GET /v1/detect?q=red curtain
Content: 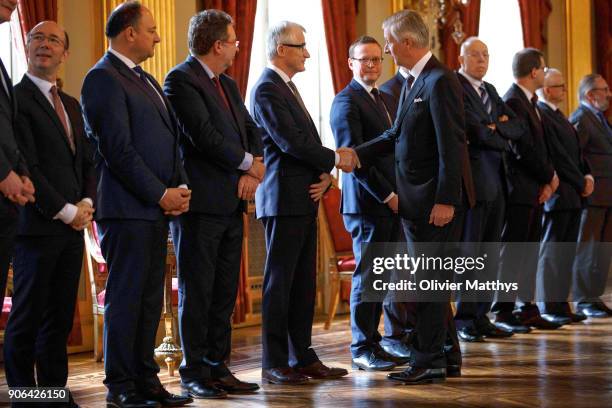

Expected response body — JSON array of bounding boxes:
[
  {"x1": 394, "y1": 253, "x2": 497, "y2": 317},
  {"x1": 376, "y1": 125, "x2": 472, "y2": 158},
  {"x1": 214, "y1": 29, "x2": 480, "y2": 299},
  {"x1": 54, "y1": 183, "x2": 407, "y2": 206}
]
[
  {"x1": 594, "y1": 0, "x2": 611, "y2": 119},
  {"x1": 16, "y1": 0, "x2": 57, "y2": 46},
  {"x1": 202, "y1": 0, "x2": 257, "y2": 99},
  {"x1": 322, "y1": 0, "x2": 356, "y2": 94},
  {"x1": 441, "y1": 0, "x2": 481, "y2": 70},
  {"x1": 518, "y1": 0, "x2": 552, "y2": 49}
]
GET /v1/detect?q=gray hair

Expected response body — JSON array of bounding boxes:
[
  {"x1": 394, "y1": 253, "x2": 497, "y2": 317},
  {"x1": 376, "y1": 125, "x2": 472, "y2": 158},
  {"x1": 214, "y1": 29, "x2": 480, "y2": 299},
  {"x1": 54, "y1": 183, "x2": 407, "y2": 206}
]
[
  {"x1": 578, "y1": 73, "x2": 603, "y2": 102},
  {"x1": 266, "y1": 21, "x2": 306, "y2": 60},
  {"x1": 382, "y1": 9, "x2": 429, "y2": 48}
]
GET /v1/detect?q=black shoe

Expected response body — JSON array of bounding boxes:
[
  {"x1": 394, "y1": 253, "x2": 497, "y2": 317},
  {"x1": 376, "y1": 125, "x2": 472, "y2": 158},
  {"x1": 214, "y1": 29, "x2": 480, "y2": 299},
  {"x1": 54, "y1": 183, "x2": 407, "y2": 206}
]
[
  {"x1": 352, "y1": 351, "x2": 397, "y2": 371},
  {"x1": 213, "y1": 373, "x2": 259, "y2": 393},
  {"x1": 518, "y1": 313, "x2": 562, "y2": 329},
  {"x1": 261, "y1": 367, "x2": 309, "y2": 385},
  {"x1": 541, "y1": 313, "x2": 572, "y2": 326},
  {"x1": 494, "y1": 315, "x2": 531, "y2": 334},
  {"x1": 380, "y1": 341, "x2": 412, "y2": 363},
  {"x1": 595, "y1": 301, "x2": 612, "y2": 315},
  {"x1": 387, "y1": 367, "x2": 446, "y2": 384},
  {"x1": 180, "y1": 380, "x2": 227, "y2": 399},
  {"x1": 477, "y1": 321, "x2": 513, "y2": 338},
  {"x1": 567, "y1": 311, "x2": 587, "y2": 322},
  {"x1": 374, "y1": 344, "x2": 411, "y2": 365},
  {"x1": 576, "y1": 304, "x2": 608, "y2": 318},
  {"x1": 457, "y1": 327, "x2": 485, "y2": 342},
  {"x1": 106, "y1": 391, "x2": 161, "y2": 408},
  {"x1": 446, "y1": 364, "x2": 461, "y2": 378},
  {"x1": 139, "y1": 385, "x2": 193, "y2": 407}
]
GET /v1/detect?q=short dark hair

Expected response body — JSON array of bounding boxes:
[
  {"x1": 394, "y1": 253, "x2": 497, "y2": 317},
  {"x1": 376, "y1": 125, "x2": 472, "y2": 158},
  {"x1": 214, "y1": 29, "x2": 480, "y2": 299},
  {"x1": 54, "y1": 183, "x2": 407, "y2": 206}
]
[
  {"x1": 348, "y1": 35, "x2": 381, "y2": 58},
  {"x1": 105, "y1": 1, "x2": 143, "y2": 39},
  {"x1": 188, "y1": 9, "x2": 233, "y2": 56},
  {"x1": 512, "y1": 47, "x2": 544, "y2": 79}
]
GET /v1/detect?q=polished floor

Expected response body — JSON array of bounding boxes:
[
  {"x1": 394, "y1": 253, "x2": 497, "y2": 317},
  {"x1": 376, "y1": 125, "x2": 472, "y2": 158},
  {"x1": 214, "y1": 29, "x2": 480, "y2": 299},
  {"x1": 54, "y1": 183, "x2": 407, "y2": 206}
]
[{"x1": 1, "y1": 315, "x2": 612, "y2": 407}]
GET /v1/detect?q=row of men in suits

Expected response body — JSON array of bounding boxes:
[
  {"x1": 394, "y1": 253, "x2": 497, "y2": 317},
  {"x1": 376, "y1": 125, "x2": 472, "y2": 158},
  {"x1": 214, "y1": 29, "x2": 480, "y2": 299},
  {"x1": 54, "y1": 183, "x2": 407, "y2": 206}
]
[{"x1": 330, "y1": 11, "x2": 611, "y2": 386}]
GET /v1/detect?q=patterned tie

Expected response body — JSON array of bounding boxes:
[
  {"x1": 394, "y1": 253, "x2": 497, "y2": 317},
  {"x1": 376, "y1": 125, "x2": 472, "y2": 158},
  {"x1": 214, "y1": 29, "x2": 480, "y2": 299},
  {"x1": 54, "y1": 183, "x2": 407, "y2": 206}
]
[
  {"x1": 212, "y1": 76, "x2": 231, "y2": 111},
  {"x1": 286, "y1": 80, "x2": 312, "y2": 120},
  {"x1": 479, "y1": 83, "x2": 491, "y2": 114},
  {"x1": 50, "y1": 85, "x2": 75, "y2": 154},
  {"x1": 371, "y1": 88, "x2": 391, "y2": 127}
]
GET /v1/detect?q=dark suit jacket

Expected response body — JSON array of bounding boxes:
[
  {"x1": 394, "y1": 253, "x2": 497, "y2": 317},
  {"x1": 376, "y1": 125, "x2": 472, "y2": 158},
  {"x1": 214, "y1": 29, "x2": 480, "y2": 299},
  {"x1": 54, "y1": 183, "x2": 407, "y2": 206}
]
[
  {"x1": 14, "y1": 75, "x2": 96, "y2": 235},
  {"x1": 330, "y1": 79, "x2": 395, "y2": 216},
  {"x1": 81, "y1": 52, "x2": 187, "y2": 221},
  {"x1": 163, "y1": 56, "x2": 263, "y2": 215},
  {"x1": 457, "y1": 72, "x2": 523, "y2": 202},
  {"x1": 379, "y1": 72, "x2": 404, "y2": 120},
  {"x1": 570, "y1": 104, "x2": 612, "y2": 207},
  {"x1": 250, "y1": 67, "x2": 335, "y2": 218},
  {"x1": 502, "y1": 84, "x2": 555, "y2": 206},
  {"x1": 0, "y1": 59, "x2": 29, "y2": 221},
  {"x1": 356, "y1": 55, "x2": 473, "y2": 220}
]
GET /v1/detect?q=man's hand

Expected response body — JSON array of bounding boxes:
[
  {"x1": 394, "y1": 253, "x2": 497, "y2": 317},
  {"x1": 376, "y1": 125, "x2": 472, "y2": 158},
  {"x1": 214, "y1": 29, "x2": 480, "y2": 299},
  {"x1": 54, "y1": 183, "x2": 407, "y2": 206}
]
[
  {"x1": 160, "y1": 188, "x2": 191, "y2": 215},
  {"x1": 487, "y1": 123, "x2": 497, "y2": 131},
  {"x1": 20, "y1": 176, "x2": 35, "y2": 203},
  {"x1": 247, "y1": 157, "x2": 266, "y2": 181},
  {"x1": 70, "y1": 202, "x2": 95, "y2": 231},
  {"x1": 336, "y1": 147, "x2": 361, "y2": 173},
  {"x1": 582, "y1": 176, "x2": 595, "y2": 197},
  {"x1": 387, "y1": 194, "x2": 399, "y2": 213},
  {"x1": 498, "y1": 114, "x2": 509, "y2": 122},
  {"x1": 429, "y1": 204, "x2": 454, "y2": 227},
  {"x1": 550, "y1": 172, "x2": 559, "y2": 193},
  {"x1": 238, "y1": 174, "x2": 260, "y2": 200},
  {"x1": 538, "y1": 184, "x2": 553, "y2": 204},
  {"x1": 309, "y1": 173, "x2": 332, "y2": 202},
  {"x1": 0, "y1": 171, "x2": 24, "y2": 197}
]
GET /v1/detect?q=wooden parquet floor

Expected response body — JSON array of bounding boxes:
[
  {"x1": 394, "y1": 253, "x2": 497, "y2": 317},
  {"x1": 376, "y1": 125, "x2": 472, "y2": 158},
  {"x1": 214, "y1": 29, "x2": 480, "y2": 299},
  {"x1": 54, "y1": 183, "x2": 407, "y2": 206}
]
[{"x1": 1, "y1": 315, "x2": 612, "y2": 407}]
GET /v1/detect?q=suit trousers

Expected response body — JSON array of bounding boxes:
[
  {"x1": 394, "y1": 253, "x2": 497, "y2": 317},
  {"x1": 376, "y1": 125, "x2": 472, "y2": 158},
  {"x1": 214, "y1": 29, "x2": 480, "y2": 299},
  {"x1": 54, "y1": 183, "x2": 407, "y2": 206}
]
[
  {"x1": 98, "y1": 219, "x2": 168, "y2": 394},
  {"x1": 572, "y1": 206, "x2": 612, "y2": 303},
  {"x1": 170, "y1": 211, "x2": 243, "y2": 382},
  {"x1": 261, "y1": 215, "x2": 320, "y2": 369},
  {"x1": 3, "y1": 230, "x2": 83, "y2": 387},
  {"x1": 0, "y1": 213, "x2": 17, "y2": 305},
  {"x1": 343, "y1": 214, "x2": 402, "y2": 357}
]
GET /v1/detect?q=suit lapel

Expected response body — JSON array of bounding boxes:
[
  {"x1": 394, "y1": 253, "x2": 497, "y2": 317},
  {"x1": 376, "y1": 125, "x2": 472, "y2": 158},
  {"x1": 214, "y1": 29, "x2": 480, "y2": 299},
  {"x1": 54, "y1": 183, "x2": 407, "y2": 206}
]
[
  {"x1": 457, "y1": 73, "x2": 490, "y2": 119},
  {"x1": 582, "y1": 107, "x2": 612, "y2": 148},
  {"x1": 350, "y1": 80, "x2": 389, "y2": 126},
  {"x1": 394, "y1": 72, "x2": 426, "y2": 128}
]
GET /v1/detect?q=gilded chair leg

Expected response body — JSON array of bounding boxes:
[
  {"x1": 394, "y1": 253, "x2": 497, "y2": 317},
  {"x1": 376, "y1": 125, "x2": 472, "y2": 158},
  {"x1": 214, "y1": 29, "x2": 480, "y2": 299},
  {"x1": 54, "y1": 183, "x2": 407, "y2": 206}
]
[{"x1": 325, "y1": 275, "x2": 341, "y2": 330}]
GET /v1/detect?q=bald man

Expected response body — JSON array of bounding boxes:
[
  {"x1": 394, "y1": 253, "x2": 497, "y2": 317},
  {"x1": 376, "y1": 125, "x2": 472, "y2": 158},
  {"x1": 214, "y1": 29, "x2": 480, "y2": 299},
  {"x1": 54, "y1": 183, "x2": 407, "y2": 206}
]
[
  {"x1": 453, "y1": 37, "x2": 522, "y2": 341},
  {"x1": 535, "y1": 68, "x2": 593, "y2": 325},
  {"x1": 3, "y1": 21, "x2": 95, "y2": 407}
]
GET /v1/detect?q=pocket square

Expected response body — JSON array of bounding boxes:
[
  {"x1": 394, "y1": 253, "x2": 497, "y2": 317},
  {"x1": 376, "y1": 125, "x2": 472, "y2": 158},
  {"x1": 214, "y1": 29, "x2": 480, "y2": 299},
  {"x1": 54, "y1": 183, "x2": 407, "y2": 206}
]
[{"x1": 413, "y1": 98, "x2": 423, "y2": 103}]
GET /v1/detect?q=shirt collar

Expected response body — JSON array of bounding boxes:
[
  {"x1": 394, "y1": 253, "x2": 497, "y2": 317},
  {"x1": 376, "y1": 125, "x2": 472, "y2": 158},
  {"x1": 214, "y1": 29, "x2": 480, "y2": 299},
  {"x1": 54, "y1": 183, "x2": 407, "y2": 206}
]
[
  {"x1": 516, "y1": 83, "x2": 535, "y2": 102},
  {"x1": 540, "y1": 98, "x2": 558, "y2": 111},
  {"x1": 193, "y1": 56, "x2": 215, "y2": 79},
  {"x1": 354, "y1": 77, "x2": 376, "y2": 95},
  {"x1": 458, "y1": 68, "x2": 483, "y2": 90},
  {"x1": 25, "y1": 72, "x2": 56, "y2": 96},
  {"x1": 398, "y1": 67, "x2": 410, "y2": 79},
  {"x1": 581, "y1": 101, "x2": 601, "y2": 116},
  {"x1": 407, "y1": 51, "x2": 432, "y2": 81},
  {"x1": 108, "y1": 47, "x2": 138, "y2": 70},
  {"x1": 267, "y1": 64, "x2": 292, "y2": 83}
]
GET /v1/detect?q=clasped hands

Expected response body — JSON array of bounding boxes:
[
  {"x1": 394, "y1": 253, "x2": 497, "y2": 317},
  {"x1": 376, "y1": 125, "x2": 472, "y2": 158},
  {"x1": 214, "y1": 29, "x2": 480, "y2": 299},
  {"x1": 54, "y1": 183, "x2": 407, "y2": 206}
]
[
  {"x1": 238, "y1": 157, "x2": 266, "y2": 201},
  {"x1": 160, "y1": 188, "x2": 191, "y2": 216},
  {"x1": 0, "y1": 171, "x2": 35, "y2": 205},
  {"x1": 336, "y1": 147, "x2": 361, "y2": 173},
  {"x1": 70, "y1": 200, "x2": 95, "y2": 231},
  {"x1": 538, "y1": 172, "x2": 560, "y2": 204}
]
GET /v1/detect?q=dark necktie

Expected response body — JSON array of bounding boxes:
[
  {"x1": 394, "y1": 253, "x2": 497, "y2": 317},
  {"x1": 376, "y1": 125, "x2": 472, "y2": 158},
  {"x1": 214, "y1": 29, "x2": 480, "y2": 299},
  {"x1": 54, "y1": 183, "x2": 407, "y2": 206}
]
[
  {"x1": 287, "y1": 80, "x2": 312, "y2": 120},
  {"x1": 132, "y1": 65, "x2": 149, "y2": 85},
  {"x1": 50, "y1": 85, "x2": 75, "y2": 154},
  {"x1": 596, "y1": 111, "x2": 612, "y2": 136},
  {"x1": 479, "y1": 83, "x2": 492, "y2": 114},
  {"x1": 531, "y1": 94, "x2": 541, "y2": 121},
  {"x1": 371, "y1": 88, "x2": 391, "y2": 127},
  {"x1": 212, "y1": 76, "x2": 231, "y2": 111},
  {"x1": 399, "y1": 74, "x2": 415, "y2": 111}
]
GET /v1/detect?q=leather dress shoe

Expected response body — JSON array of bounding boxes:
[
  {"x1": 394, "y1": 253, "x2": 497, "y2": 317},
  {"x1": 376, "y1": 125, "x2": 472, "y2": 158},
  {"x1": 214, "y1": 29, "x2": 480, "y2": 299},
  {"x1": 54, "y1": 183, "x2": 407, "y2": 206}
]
[
  {"x1": 518, "y1": 313, "x2": 561, "y2": 330},
  {"x1": 180, "y1": 380, "x2": 227, "y2": 399},
  {"x1": 262, "y1": 367, "x2": 309, "y2": 385},
  {"x1": 567, "y1": 311, "x2": 587, "y2": 322},
  {"x1": 352, "y1": 351, "x2": 397, "y2": 371},
  {"x1": 214, "y1": 373, "x2": 260, "y2": 393},
  {"x1": 106, "y1": 391, "x2": 161, "y2": 408},
  {"x1": 140, "y1": 386, "x2": 193, "y2": 407},
  {"x1": 375, "y1": 344, "x2": 410, "y2": 365},
  {"x1": 388, "y1": 367, "x2": 446, "y2": 384},
  {"x1": 541, "y1": 313, "x2": 572, "y2": 326},
  {"x1": 494, "y1": 315, "x2": 531, "y2": 334},
  {"x1": 595, "y1": 301, "x2": 612, "y2": 315},
  {"x1": 380, "y1": 341, "x2": 412, "y2": 363},
  {"x1": 478, "y1": 321, "x2": 513, "y2": 338},
  {"x1": 446, "y1": 364, "x2": 461, "y2": 378},
  {"x1": 577, "y1": 302, "x2": 610, "y2": 318},
  {"x1": 295, "y1": 361, "x2": 348, "y2": 379},
  {"x1": 457, "y1": 327, "x2": 485, "y2": 342}
]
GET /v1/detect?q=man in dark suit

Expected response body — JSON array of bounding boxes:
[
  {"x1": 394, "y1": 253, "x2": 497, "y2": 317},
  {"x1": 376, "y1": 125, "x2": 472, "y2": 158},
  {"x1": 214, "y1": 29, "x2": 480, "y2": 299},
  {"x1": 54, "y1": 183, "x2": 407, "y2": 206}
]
[
  {"x1": 491, "y1": 48, "x2": 561, "y2": 333},
  {"x1": 330, "y1": 35, "x2": 402, "y2": 371},
  {"x1": 80, "y1": 2, "x2": 192, "y2": 407},
  {"x1": 0, "y1": 0, "x2": 34, "y2": 307},
  {"x1": 355, "y1": 10, "x2": 474, "y2": 384},
  {"x1": 163, "y1": 10, "x2": 262, "y2": 398},
  {"x1": 250, "y1": 20, "x2": 356, "y2": 385},
  {"x1": 2, "y1": 22, "x2": 94, "y2": 406},
  {"x1": 571, "y1": 73, "x2": 612, "y2": 318},
  {"x1": 453, "y1": 37, "x2": 520, "y2": 342},
  {"x1": 535, "y1": 69, "x2": 593, "y2": 324}
]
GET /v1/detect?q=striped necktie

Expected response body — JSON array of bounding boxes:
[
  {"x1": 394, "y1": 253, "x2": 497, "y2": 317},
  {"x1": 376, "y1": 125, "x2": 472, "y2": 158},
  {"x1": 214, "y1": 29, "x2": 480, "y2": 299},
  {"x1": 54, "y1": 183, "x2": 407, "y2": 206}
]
[{"x1": 479, "y1": 83, "x2": 491, "y2": 114}]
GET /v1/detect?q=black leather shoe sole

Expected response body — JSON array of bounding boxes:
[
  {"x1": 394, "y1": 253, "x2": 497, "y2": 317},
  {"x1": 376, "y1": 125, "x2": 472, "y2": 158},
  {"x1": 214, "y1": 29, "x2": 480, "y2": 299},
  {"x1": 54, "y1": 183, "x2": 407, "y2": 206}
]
[
  {"x1": 215, "y1": 383, "x2": 260, "y2": 394},
  {"x1": 351, "y1": 361, "x2": 396, "y2": 371},
  {"x1": 180, "y1": 386, "x2": 227, "y2": 399}
]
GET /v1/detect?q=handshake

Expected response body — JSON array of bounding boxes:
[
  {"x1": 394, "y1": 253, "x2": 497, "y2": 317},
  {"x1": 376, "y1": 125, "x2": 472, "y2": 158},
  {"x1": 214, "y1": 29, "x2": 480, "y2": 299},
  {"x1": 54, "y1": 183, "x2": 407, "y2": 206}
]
[{"x1": 336, "y1": 147, "x2": 361, "y2": 173}]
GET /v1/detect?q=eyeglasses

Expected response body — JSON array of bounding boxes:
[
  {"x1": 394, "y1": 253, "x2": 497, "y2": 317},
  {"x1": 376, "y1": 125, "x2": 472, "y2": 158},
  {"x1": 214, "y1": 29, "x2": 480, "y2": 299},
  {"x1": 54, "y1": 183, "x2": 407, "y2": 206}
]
[
  {"x1": 351, "y1": 57, "x2": 384, "y2": 66},
  {"x1": 221, "y1": 39, "x2": 240, "y2": 48},
  {"x1": 591, "y1": 87, "x2": 610, "y2": 93},
  {"x1": 281, "y1": 43, "x2": 307, "y2": 50},
  {"x1": 28, "y1": 33, "x2": 65, "y2": 48},
  {"x1": 465, "y1": 52, "x2": 489, "y2": 59},
  {"x1": 547, "y1": 84, "x2": 567, "y2": 90}
]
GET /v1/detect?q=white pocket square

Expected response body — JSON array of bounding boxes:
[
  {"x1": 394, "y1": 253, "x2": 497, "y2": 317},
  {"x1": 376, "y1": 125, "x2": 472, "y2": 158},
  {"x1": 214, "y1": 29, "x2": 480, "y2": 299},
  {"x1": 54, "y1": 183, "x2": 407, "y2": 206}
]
[{"x1": 413, "y1": 98, "x2": 423, "y2": 103}]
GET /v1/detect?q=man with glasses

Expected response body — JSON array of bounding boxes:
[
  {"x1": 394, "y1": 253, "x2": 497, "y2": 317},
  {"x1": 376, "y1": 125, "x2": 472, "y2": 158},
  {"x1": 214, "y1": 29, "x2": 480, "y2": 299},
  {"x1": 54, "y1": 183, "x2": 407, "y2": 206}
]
[
  {"x1": 250, "y1": 20, "x2": 354, "y2": 385},
  {"x1": 163, "y1": 9, "x2": 262, "y2": 398},
  {"x1": 534, "y1": 68, "x2": 593, "y2": 325},
  {"x1": 330, "y1": 35, "x2": 403, "y2": 371},
  {"x1": 571, "y1": 74, "x2": 612, "y2": 318},
  {"x1": 491, "y1": 48, "x2": 561, "y2": 333}
]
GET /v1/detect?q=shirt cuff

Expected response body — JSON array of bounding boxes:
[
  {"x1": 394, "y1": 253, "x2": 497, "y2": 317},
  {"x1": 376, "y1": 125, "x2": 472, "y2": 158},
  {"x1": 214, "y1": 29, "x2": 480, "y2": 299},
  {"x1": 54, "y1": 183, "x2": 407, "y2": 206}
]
[
  {"x1": 383, "y1": 192, "x2": 396, "y2": 203},
  {"x1": 238, "y1": 152, "x2": 254, "y2": 171},
  {"x1": 80, "y1": 198, "x2": 94, "y2": 207},
  {"x1": 585, "y1": 174, "x2": 594, "y2": 183},
  {"x1": 178, "y1": 184, "x2": 188, "y2": 189},
  {"x1": 334, "y1": 152, "x2": 340, "y2": 165},
  {"x1": 53, "y1": 203, "x2": 78, "y2": 224}
]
